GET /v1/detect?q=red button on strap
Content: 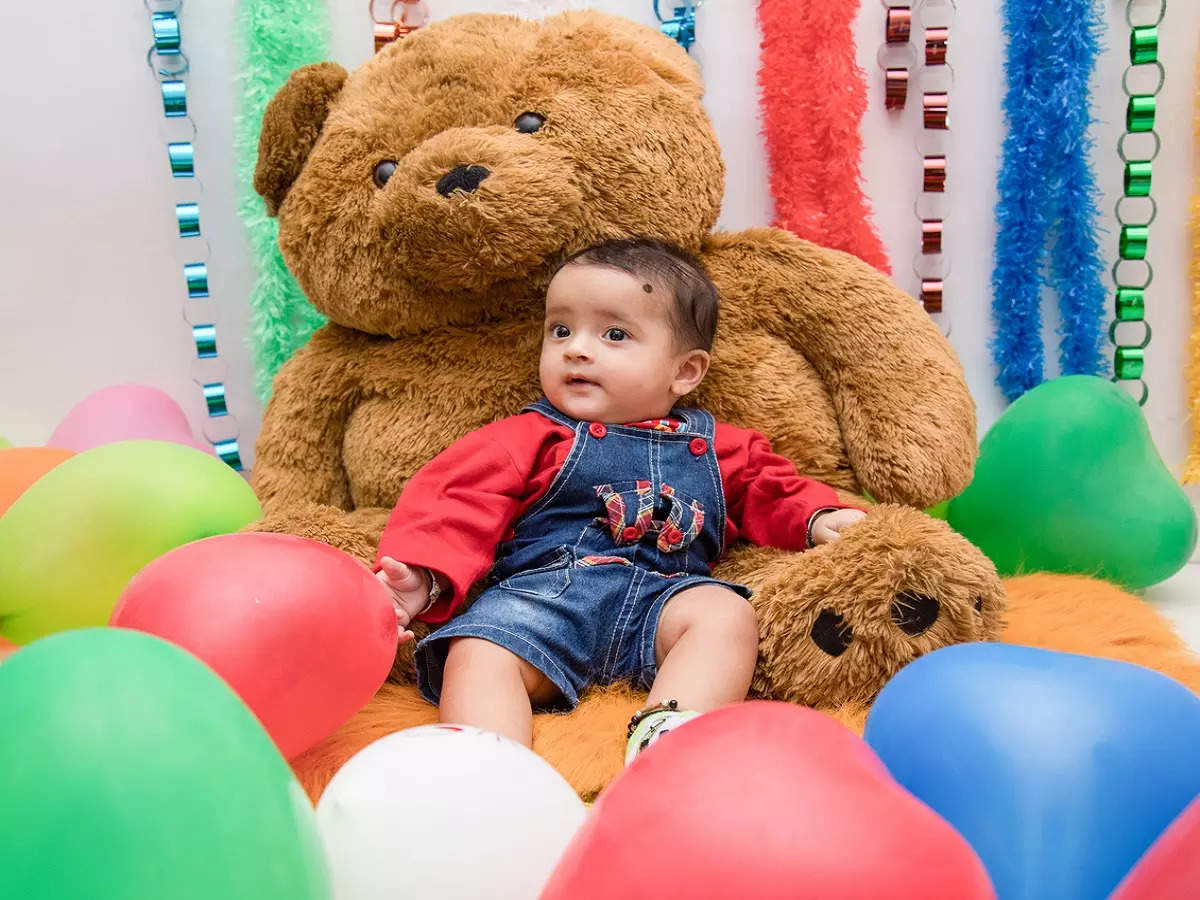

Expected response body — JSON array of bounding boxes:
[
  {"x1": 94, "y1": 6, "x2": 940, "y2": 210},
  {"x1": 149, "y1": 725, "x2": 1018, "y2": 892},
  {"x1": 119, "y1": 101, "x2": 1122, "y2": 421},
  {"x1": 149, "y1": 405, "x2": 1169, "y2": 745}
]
[
  {"x1": 621, "y1": 525, "x2": 641, "y2": 542},
  {"x1": 689, "y1": 437, "x2": 708, "y2": 455},
  {"x1": 589, "y1": 422, "x2": 607, "y2": 439}
]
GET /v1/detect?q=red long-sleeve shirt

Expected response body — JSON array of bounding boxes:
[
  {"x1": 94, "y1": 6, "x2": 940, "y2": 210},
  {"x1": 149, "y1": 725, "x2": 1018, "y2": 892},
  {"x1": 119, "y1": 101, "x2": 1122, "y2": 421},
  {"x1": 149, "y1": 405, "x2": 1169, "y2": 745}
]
[{"x1": 376, "y1": 412, "x2": 856, "y2": 623}]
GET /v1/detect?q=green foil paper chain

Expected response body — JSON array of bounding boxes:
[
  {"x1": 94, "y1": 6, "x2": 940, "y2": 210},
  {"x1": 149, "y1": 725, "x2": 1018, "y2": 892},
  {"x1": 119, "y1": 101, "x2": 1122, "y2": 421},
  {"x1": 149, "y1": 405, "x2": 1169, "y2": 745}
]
[{"x1": 1110, "y1": 0, "x2": 1166, "y2": 406}]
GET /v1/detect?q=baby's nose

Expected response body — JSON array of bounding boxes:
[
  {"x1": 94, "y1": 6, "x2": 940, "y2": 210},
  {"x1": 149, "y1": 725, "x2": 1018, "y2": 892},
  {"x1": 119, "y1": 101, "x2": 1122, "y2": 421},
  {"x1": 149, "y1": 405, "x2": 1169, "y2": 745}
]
[{"x1": 564, "y1": 341, "x2": 591, "y2": 360}]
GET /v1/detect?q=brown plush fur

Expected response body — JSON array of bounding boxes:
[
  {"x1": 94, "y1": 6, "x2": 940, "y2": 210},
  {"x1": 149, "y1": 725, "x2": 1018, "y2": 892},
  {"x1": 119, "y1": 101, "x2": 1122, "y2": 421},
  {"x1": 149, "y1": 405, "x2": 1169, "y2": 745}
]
[{"x1": 247, "y1": 11, "x2": 1192, "y2": 804}]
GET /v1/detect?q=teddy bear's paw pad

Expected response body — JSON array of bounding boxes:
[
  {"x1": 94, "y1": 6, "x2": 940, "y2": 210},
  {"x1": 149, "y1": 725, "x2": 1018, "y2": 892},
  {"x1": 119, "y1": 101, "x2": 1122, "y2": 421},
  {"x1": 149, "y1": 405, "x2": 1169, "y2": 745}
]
[
  {"x1": 890, "y1": 591, "x2": 940, "y2": 637},
  {"x1": 811, "y1": 609, "x2": 853, "y2": 657},
  {"x1": 810, "y1": 592, "x2": 943, "y2": 659}
]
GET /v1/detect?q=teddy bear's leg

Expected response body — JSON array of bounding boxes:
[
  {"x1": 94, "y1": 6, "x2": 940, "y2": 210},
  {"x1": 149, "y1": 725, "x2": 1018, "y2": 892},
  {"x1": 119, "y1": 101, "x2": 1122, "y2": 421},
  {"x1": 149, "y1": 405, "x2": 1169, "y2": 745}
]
[{"x1": 718, "y1": 504, "x2": 1006, "y2": 709}]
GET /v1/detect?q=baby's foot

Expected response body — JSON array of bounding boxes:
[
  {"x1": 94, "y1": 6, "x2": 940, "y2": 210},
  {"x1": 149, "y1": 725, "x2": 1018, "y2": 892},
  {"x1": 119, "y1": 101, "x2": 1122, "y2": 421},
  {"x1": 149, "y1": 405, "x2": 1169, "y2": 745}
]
[{"x1": 624, "y1": 700, "x2": 700, "y2": 764}]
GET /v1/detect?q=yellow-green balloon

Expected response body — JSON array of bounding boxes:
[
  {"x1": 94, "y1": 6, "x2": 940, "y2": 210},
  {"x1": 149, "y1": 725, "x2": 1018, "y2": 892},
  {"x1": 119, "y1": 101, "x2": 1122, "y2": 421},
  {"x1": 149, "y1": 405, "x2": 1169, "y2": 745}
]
[
  {"x1": 0, "y1": 435, "x2": 11, "y2": 449},
  {"x1": 0, "y1": 440, "x2": 261, "y2": 643},
  {"x1": 0, "y1": 628, "x2": 331, "y2": 899},
  {"x1": 948, "y1": 376, "x2": 1197, "y2": 590}
]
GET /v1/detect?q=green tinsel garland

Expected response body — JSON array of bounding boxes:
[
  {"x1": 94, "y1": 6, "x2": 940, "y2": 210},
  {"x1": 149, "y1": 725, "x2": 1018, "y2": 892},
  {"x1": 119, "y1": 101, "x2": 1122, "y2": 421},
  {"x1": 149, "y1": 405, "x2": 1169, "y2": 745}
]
[{"x1": 234, "y1": 0, "x2": 331, "y2": 403}]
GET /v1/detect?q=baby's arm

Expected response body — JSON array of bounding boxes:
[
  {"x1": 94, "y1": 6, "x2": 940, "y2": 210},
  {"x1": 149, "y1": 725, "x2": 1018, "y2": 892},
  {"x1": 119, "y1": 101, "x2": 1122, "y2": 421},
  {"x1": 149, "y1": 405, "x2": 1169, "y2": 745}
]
[
  {"x1": 807, "y1": 508, "x2": 867, "y2": 545},
  {"x1": 374, "y1": 416, "x2": 542, "y2": 624},
  {"x1": 718, "y1": 424, "x2": 867, "y2": 550},
  {"x1": 376, "y1": 557, "x2": 443, "y2": 643}
]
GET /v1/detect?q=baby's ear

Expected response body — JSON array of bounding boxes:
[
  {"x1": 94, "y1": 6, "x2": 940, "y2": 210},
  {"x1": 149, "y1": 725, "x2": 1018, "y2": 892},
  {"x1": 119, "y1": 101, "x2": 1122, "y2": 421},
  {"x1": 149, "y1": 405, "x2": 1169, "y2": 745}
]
[
  {"x1": 254, "y1": 62, "x2": 348, "y2": 216},
  {"x1": 674, "y1": 349, "x2": 711, "y2": 395}
]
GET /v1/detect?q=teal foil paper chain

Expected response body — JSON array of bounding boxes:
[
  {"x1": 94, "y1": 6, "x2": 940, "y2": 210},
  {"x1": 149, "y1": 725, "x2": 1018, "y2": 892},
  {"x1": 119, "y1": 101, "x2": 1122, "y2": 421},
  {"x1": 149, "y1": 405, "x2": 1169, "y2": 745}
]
[
  {"x1": 655, "y1": 0, "x2": 701, "y2": 51},
  {"x1": 146, "y1": 2, "x2": 243, "y2": 470},
  {"x1": 1108, "y1": 0, "x2": 1166, "y2": 407}
]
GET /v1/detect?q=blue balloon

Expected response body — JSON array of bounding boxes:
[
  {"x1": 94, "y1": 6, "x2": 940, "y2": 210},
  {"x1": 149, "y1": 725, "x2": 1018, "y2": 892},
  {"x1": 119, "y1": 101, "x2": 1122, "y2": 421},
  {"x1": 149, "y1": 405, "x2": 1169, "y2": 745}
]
[{"x1": 864, "y1": 643, "x2": 1200, "y2": 900}]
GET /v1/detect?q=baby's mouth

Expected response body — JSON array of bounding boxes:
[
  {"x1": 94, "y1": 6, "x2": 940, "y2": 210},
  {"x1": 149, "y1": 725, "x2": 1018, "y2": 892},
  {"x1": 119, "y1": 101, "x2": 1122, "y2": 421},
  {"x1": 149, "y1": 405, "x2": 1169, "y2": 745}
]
[{"x1": 566, "y1": 376, "x2": 598, "y2": 389}]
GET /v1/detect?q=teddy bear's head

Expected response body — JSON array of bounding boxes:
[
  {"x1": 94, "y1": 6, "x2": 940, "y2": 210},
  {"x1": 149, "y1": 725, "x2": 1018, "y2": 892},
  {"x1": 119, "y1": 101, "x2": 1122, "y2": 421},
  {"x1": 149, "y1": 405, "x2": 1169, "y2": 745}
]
[{"x1": 255, "y1": 12, "x2": 724, "y2": 337}]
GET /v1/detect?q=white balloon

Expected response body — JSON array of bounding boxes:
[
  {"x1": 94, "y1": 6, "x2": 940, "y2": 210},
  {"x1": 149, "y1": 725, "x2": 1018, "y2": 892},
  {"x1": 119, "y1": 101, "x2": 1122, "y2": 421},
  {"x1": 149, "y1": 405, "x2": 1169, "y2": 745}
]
[{"x1": 316, "y1": 724, "x2": 588, "y2": 900}]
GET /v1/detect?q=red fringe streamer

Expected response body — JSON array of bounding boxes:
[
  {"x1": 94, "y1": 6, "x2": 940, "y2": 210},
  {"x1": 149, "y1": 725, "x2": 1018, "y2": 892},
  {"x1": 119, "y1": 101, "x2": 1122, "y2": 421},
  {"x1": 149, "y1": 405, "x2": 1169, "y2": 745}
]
[{"x1": 756, "y1": 0, "x2": 891, "y2": 274}]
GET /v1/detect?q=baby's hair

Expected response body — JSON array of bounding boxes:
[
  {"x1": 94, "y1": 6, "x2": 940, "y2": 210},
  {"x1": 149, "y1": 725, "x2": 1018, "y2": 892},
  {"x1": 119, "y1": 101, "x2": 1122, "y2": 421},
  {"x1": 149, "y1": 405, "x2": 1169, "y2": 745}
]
[{"x1": 551, "y1": 238, "x2": 719, "y2": 352}]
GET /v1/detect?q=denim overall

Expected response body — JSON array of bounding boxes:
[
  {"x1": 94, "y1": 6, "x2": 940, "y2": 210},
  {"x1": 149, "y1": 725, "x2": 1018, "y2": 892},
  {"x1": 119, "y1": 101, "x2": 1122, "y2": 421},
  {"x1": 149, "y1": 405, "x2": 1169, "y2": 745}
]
[{"x1": 414, "y1": 398, "x2": 752, "y2": 708}]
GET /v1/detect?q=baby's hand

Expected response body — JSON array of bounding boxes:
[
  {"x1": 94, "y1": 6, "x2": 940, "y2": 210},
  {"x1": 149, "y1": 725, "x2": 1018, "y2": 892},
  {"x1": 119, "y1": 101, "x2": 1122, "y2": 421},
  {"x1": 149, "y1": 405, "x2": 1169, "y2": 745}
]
[
  {"x1": 376, "y1": 556, "x2": 432, "y2": 644},
  {"x1": 810, "y1": 508, "x2": 868, "y2": 546}
]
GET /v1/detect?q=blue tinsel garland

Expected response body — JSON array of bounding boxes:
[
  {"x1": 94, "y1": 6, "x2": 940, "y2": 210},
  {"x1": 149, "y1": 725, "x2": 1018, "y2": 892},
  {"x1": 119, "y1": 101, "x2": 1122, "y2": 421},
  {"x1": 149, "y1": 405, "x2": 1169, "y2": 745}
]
[{"x1": 991, "y1": 0, "x2": 1109, "y2": 402}]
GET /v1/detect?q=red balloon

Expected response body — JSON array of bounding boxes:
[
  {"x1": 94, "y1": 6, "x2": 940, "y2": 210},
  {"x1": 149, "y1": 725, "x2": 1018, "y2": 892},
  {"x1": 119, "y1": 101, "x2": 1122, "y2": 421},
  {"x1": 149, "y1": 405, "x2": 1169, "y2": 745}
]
[
  {"x1": 111, "y1": 533, "x2": 397, "y2": 759},
  {"x1": 541, "y1": 702, "x2": 993, "y2": 900},
  {"x1": 1112, "y1": 794, "x2": 1200, "y2": 899}
]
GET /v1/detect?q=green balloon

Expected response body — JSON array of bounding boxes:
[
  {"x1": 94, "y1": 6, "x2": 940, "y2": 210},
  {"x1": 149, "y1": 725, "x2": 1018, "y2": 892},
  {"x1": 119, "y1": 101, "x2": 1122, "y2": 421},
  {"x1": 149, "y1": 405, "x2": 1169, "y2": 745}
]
[
  {"x1": 0, "y1": 435, "x2": 11, "y2": 449},
  {"x1": 924, "y1": 500, "x2": 950, "y2": 521},
  {"x1": 0, "y1": 628, "x2": 331, "y2": 899},
  {"x1": 948, "y1": 376, "x2": 1197, "y2": 590},
  {"x1": 0, "y1": 441, "x2": 261, "y2": 643}
]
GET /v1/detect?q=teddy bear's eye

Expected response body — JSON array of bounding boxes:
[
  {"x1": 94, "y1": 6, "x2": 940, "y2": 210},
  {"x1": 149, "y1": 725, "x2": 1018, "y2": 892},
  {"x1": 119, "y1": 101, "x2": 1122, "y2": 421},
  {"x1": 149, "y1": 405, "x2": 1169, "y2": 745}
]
[
  {"x1": 514, "y1": 112, "x2": 545, "y2": 134},
  {"x1": 373, "y1": 160, "x2": 398, "y2": 188}
]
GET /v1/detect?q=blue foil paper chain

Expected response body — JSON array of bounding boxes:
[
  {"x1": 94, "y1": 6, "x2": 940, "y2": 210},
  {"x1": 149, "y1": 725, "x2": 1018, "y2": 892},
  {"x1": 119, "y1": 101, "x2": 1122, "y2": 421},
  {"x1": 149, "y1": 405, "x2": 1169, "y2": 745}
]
[
  {"x1": 989, "y1": 0, "x2": 1109, "y2": 403},
  {"x1": 654, "y1": 0, "x2": 701, "y2": 51},
  {"x1": 145, "y1": 3, "x2": 243, "y2": 470}
]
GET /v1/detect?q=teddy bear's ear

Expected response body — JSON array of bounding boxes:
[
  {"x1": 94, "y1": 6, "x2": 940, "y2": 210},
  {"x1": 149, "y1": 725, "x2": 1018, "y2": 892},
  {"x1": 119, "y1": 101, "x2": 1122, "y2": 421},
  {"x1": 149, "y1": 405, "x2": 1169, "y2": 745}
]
[
  {"x1": 544, "y1": 11, "x2": 704, "y2": 102},
  {"x1": 254, "y1": 62, "x2": 349, "y2": 217}
]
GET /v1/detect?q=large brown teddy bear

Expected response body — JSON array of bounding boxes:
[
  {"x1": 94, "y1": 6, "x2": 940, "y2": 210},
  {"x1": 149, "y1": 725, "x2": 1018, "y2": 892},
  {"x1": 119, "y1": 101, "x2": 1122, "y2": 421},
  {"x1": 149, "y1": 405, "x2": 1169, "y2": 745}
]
[{"x1": 248, "y1": 11, "x2": 1199, "y2": 800}]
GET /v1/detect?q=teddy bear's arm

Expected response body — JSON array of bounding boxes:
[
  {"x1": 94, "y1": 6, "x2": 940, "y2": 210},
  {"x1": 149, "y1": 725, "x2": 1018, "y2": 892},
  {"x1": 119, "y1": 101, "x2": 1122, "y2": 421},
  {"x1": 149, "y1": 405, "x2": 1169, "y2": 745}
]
[
  {"x1": 703, "y1": 229, "x2": 976, "y2": 508},
  {"x1": 246, "y1": 326, "x2": 392, "y2": 561}
]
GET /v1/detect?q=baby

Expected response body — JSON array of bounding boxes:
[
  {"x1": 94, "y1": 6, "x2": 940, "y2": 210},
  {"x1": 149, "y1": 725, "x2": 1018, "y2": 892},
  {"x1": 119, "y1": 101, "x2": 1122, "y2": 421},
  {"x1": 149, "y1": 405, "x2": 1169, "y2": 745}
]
[{"x1": 376, "y1": 238, "x2": 865, "y2": 762}]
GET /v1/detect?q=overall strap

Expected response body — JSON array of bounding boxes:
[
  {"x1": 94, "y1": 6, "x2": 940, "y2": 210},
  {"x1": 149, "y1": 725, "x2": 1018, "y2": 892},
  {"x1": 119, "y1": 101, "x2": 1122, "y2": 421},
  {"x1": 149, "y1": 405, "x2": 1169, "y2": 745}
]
[
  {"x1": 522, "y1": 397, "x2": 579, "y2": 429},
  {"x1": 672, "y1": 405, "x2": 715, "y2": 440}
]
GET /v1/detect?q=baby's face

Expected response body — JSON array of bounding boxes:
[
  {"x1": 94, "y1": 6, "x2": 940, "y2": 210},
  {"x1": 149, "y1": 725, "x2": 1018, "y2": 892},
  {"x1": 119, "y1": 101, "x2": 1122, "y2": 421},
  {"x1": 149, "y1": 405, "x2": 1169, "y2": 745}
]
[{"x1": 540, "y1": 263, "x2": 695, "y2": 423}]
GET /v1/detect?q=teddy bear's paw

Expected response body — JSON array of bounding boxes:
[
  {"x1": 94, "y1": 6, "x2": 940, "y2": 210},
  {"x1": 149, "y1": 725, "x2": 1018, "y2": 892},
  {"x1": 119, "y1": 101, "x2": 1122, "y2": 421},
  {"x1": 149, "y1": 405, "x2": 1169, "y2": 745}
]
[{"x1": 728, "y1": 504, "x2": 1005, "y2": 708}]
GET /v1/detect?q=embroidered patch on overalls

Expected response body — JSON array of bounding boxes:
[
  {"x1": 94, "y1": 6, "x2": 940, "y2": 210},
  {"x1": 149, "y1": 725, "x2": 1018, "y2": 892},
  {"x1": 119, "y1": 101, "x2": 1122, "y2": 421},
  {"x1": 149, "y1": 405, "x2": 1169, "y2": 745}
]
[
  {"x1": 576, "y1": 554, "x2": 634, "y2": 567},
  {"x1": 594, "y1": 480, "x2": 655, "y2": 543},
  {"x1": 656, "y1": 483, "x2": 705, "y2": 553}
]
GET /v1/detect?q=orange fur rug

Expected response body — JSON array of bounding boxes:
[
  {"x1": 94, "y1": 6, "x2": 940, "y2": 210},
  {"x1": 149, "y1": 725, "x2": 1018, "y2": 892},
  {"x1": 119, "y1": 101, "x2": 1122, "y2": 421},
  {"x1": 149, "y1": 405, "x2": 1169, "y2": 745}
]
[{"x1": 292, "y1": 573, "x2": 1200, "y2": 802}]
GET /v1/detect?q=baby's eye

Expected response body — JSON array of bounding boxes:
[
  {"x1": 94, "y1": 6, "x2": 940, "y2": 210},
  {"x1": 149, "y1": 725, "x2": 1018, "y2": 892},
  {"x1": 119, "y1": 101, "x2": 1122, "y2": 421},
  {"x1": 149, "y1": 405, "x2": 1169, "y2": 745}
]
[
  {"x1": 551, "y1": 324, "x2": 570, "y2": 338},
  {"x1": 604, "y1": 328, "x2": 628, "y2": 342}
]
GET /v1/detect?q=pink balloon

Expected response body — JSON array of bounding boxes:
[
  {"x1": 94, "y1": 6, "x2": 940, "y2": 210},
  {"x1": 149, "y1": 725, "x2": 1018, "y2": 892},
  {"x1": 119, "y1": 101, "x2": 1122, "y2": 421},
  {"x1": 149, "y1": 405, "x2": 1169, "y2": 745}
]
[
  {"x1": 111, "y1": 533, "x2": 399, "y2": 759},
  {"x1": 1112, "y1": 794, "x2": 1200, "y2": 899},
  {"x1": 542, "y1": 702, "x2": 994, "y2": 900},
  {"x1": 48, "y1": 384, "x2": 207, "y2": 453}
]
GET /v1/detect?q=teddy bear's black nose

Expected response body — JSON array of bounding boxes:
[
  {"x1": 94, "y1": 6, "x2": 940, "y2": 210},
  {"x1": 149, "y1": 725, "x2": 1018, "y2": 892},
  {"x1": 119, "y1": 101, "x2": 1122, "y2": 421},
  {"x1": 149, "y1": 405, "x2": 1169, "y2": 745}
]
[{"x1": 436, "y1": 165, "x2": 491, "y2": 197}]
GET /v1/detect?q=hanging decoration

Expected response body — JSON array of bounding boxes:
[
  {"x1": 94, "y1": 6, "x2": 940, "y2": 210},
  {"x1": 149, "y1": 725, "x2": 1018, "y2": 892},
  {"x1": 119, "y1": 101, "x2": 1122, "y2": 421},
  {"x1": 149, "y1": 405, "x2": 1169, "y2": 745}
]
[
  {"x1": 372, "y1": 0, "x2": 428, "y2": 53},
  {"x1": 989, "y1": 0, "x2": 1108, "y2": 403},
  {"x1": 878, "y1": 3, "x2": 913, "y2": 111},
  {"x1": 912, "y1": 0, "x2": 954, "y2": 322},
  {"x1": 1182, "y1": 34, "x2": 1200, "y2": 481},
  {"x1": 757, "y1": 0, "x2": 891, "y2": 274},
  {"x1": 145, "y1": 2, "x2": 243, "y2": 471},
  {"x1": 654, "y1": 0, "x2": 700, "y2": 52},
  {"x1": 234, "y1": 0, "x2": 331, "y2": 404},
  {"x1": 1110, "y1": 0, "x2": 1167, "y2": 410}
]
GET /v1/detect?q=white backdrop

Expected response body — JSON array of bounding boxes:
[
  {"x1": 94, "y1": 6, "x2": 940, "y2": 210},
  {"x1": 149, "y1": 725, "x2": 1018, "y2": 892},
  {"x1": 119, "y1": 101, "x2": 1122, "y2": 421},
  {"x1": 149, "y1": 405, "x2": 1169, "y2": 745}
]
[{"x1": 2, "y1": 1, "x2": 1197, "y2": 504}]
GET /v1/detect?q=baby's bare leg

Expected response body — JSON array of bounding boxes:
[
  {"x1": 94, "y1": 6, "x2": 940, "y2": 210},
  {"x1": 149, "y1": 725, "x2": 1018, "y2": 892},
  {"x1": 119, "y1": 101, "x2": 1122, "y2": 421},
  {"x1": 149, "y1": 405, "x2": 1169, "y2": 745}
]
[
  {"x1": 649, "y1": 585, "x2": 759, "y2": 711},
  {"x1": 439, "y1": 637, "x2": 561, "y2": 746}
]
